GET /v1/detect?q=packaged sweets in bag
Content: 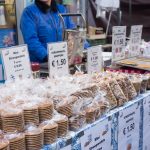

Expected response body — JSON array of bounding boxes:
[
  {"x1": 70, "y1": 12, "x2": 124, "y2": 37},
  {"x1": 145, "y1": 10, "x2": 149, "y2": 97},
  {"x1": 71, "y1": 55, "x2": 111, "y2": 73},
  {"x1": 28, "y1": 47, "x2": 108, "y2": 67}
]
[
  {"x1": 122, "y1": 75, "x2": 137, "y2": 100},
  {"x1": 1, "y1": 108, "x2": 24, "y2": 133},
  {"x1": 128, "y1": 75, "x2": 142, "y2": 95},
  {"x1": 98, "y1": 82, "x2": 117, "y2": 108},
  {"x1": 116, "y1": 77, "x2": 129, "y2": 100},
  {"x1": 5, "y1": 133, "x2": 25, "y2": 150},
  {"x1": 56, "y1": 96, "x2": 77, "y2": 118},
  {"x1": 22, "y1": 103, "x2": 39, "y2": 126},
  {"x1": 53, "y1": 113, "x2": 68, "y2": 137},
  {"x1": 69, "y1": 113, "x2": 86, "y2": 131},
  {"x1": 94, "y1": 92, "x2": 110, "y2": 115},
  {"x1": 25, "y1": 125, "x2": 44, "y2": 150},
  {"x1": 145, "y1": 74, "x2": 150, "y2": 90},
  {"x1": 39, "y1": 120, "x2": 58, "y2": 144},
  {"x1": 140, "y1": 76, "x2": 149, "y2": 93},
  {"x1": 108, "y1": 79, "x2": 128, "y2": 106},
  {"x1": 38, "y1": 101, "x2": 54, "y2": 123}
]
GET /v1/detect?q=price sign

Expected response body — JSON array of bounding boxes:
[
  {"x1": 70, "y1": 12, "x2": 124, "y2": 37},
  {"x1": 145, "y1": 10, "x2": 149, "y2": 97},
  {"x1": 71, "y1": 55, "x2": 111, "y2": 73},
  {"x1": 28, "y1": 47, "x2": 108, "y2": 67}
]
[
  {"x1": 48, "y1": 42, "x2": 69, "y2": 78},
  {"x1": 112, "y1": 26, "x2": 126, "y2": 62},
  {"x1": 1, "y1": 45, "x2": 32, "y2": 81},
  {"x1": 87, "y1": 45, "x2": 103, "y2": 74},
  {"x1": 80, "y1": 117, "x2": 111, "y2": 150},
  {"x1": 143, "y1": 95, "x2": 150, "y2": 150},
  {"x1": 129, "y1": 25, "x2": 143, "y2": 57},
  {"x1": 118, "y1": 103, "x2": 141, "y2": 150}
]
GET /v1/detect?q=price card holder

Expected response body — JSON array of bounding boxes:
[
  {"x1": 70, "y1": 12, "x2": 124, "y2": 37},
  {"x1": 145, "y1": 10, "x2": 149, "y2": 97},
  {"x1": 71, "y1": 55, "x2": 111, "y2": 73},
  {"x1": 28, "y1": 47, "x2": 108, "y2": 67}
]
[
  {"x1": 87, "y1": 45, "x2": 103, "y2": 74},
  {"x1": 1, "y1": 44, "x2": 32, "y2": 81},
  {"x1": 80, "y1": 117, "x2": 112, "y2": 150},
  {"x1": 112, "y1": 26, "x2": 126, "y2": 62},
  {"x1": 48, "y1": 42, "x2": 69, "y2": 78},
  {"x1": 118, "y1": 102, "x2": 141, "y2": 150},
  {"x1": 129, "y1": 25, "x2": 143, "y2": 57},
  {"x1": 143, "y1": 95, "x2": 150, "y2": 150}
]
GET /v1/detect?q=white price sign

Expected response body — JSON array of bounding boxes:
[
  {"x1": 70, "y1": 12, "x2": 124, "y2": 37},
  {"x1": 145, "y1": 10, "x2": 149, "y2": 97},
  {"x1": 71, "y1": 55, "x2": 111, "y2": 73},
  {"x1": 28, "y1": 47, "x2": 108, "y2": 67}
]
[
  {"x1": 112, "y1": 26, "x2": 126, "y2": 61},
  {"x1": 129, "y1": 25, "x2": 143, "y2": 57},
  {"x1": 1, "y1": 45, "x2": 32, "y2": 81},
  {"x1": 143, "y1": 95, "x2": 150, "y2": 150},
  {"x1": 118, "y1": 103, "x2": 141, "y2": 150},
  {"x1": 80, "y1": 117, "x2": 111, "y2": 150},
  {"x1": 87, "y1": 45, "x2": 103, "y2": 74},
  {"x1": 48, "y1": 42, "x2": 69, "y2": 78}
]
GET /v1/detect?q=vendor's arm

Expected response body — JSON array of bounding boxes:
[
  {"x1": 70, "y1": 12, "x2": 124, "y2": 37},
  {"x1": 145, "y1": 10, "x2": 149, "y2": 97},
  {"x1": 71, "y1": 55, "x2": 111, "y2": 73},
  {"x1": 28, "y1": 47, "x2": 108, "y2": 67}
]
[{"x1": 20, "y1": 8, "x2": 47, "y2": 62}]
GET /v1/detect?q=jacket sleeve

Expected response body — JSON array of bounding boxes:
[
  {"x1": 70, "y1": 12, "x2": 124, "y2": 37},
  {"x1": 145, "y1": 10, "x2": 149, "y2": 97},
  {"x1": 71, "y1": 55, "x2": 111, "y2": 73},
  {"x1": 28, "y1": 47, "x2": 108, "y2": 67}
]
[{"x1": 20, "y1": 8, "x2": 47, "y2": 62}]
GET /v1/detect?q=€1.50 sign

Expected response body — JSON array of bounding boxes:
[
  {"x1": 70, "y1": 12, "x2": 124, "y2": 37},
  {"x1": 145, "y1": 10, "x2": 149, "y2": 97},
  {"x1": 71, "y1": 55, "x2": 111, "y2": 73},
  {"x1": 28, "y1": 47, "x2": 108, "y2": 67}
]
[{"x1": 48, "y1": 42, "x2": 69, "y2": 78}]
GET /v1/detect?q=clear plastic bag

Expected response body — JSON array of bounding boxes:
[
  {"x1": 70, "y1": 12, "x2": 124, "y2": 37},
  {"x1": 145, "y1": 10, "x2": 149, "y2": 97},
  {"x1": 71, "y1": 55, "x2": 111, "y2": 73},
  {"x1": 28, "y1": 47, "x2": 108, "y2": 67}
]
[
  {"x1": 1, "y1": 108, "x2": 24, "y2": 133},
  {"x1": 98, "y1": 82, "x2": 117, "y2": 108},
  {"x1": 5, "y1": 133, "x2": 25, "y2": 150},
  {"x1": 52, "y1": 113, "x2": 68, "y2": 137},
  {"x1": 122, "y1": 75, "x2": 137, "y2": 100},
  {"x1": 108, "y1": 79, "x2": 128, "y2": 106},
  {"x1": 25, "y1": 125, "x2": 44, "y2": 150},
  {"x1": 0, "y1": 138, "x2": 9, "y2": 150},
  {"x1": 39, "y1": 120, "x2": 58, "y2": 144}
]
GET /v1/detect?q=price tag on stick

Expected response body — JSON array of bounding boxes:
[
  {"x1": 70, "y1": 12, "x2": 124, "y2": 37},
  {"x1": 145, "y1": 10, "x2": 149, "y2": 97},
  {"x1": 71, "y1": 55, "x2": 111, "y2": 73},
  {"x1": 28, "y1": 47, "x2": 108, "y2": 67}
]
[
  {"x1": 87, "y1": 45, "x2": 103, "y2": 74},
  {"x1": 48, "y1": 42, "x2": 69, "y2": 78},
  {"x1": 1, "y1": 44, "x2": 32, "y2": 81},
  {"x1": 129, "y1": 25, "x2": 143, "y2": 57},
  {"x1": 112, "y1": 26, "x2": 126, "y2": 62}
]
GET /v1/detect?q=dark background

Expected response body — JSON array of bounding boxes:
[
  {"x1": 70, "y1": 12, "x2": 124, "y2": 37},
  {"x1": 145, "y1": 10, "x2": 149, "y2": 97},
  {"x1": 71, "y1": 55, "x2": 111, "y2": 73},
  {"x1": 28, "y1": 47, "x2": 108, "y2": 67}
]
[{"x1": 87, "y1": 0, "x2": 150, "y2": 41}]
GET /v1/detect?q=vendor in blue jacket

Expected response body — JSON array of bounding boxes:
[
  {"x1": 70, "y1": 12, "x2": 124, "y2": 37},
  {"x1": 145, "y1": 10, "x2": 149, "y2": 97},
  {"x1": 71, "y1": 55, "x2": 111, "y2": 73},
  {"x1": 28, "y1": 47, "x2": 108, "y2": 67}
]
[{"x1": 20, "y1": 0, "x2": 77, "y2": 63}]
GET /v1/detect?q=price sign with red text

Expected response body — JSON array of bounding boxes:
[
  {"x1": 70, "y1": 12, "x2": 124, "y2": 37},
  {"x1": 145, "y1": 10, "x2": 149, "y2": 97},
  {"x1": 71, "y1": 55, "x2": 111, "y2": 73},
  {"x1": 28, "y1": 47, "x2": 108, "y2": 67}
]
[
  {"x1": 48, "y1": 42, "x2": 69, "y2": 78},
  {"x1": 87, "y1": 45, "x2": 103, "y2": 74},
  {"x1": 129, "y1": 25, "x2": 143, "y2": 57},
  {"x1": 112, "y1": 26, "x2": 126, "y2": 62},
  {"x1": 118, "y1": 103, "x2": 141, "y2": 150}
]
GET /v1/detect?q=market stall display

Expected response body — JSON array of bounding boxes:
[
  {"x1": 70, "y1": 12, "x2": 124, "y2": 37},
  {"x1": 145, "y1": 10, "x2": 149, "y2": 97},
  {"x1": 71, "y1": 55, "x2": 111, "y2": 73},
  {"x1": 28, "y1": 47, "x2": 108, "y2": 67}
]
[{"x1": 0, "y1": 71, "x2": 149, "y2": 149}]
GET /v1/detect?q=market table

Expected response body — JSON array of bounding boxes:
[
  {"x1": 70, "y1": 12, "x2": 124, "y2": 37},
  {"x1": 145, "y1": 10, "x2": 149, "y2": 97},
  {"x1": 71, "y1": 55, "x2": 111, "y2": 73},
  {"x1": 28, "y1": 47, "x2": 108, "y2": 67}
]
[{"x1": 42, "y1": 91, "x2": 150, "y2": 150}]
